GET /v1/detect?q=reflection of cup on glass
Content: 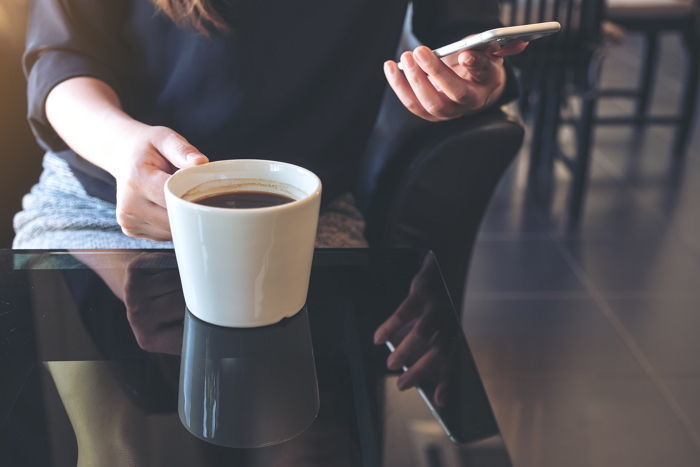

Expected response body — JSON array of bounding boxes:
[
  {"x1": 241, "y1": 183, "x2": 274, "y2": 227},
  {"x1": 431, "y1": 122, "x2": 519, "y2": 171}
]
[
  {"x1": 165, "y1": 160, "x2": 322, "y2": 327},
  {"x1": 178, "y1": 308, "x2": 319, "y2": 448}
]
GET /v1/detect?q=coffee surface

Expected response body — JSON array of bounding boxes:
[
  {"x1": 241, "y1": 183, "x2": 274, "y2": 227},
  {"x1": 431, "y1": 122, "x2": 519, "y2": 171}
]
[{"x1": 193, "y1": 190, "x2": 295, "y2": 209}]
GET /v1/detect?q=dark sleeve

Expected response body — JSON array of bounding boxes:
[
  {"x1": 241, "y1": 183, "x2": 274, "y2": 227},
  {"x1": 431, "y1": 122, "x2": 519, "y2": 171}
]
[
  {"x1": 411, "y1": 0, "x2": 518, "y2": 106},
  {"x1": 23, "y1": 0, "x2": 130, "y2": 152}
]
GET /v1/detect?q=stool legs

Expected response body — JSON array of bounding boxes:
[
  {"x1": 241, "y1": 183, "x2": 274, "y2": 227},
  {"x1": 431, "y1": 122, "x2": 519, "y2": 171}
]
[
  {"x1": 672, "y1": 29, "x2": 699, "y2": 158},
  {"x1": 636, "y1": 31, "x2": 659, "y2": 124},
  {"x1": 569, "y1": 92, "x2": 597, "y2": 225}
]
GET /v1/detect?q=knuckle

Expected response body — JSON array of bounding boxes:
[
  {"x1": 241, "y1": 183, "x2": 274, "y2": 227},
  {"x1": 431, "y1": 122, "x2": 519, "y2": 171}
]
[
  {"x1": 403, "y1": 68, "x2": 417, "y2": 82},
  {"x1": 427, "y1": 62, "x2": 449, "y2": 77},
  {"x1": 149, "y1": 126, "x2": 171, "y2": 141},
  {"x1": 424, "y1": 101, "x2": 445, "y2": 116},
  {"x1": 115, "y1": 198, "x2": 139, "y2": 229},
  {"x1": 441, "y1": 106, "x2": 464, "y2": 120},
  {"x1": 120, "y1": 225, "x2": 139, "y2": 238},
  {"x1": 405, "y1": 101, "x2": 423, "y2": 114},
  {"x1": 151, "y1": 125, "x2": 170, "y2": 136},
  {"x1": 454, "y1": 90, "x2": 474, "y2": 106},
  {"x1": 123, "y1": 173, "x2": 141, "y2": 192},
  {"x1": 116, "y1": 209, "x2": 133, "y2": 230}
]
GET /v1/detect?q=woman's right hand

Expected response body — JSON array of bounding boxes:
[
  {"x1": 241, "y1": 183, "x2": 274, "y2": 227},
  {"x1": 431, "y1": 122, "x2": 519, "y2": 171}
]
[
  {"x1": 45, "y1": 77, "x2": 209, "y2": 242},
  {"x1": 109, "y1": 123, "x2": 208, "y2": 241}
]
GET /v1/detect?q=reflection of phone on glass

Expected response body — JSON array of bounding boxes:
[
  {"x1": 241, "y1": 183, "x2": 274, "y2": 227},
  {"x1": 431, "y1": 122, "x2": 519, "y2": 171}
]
[
  {"x1": 397, "y1": 21, "x2": 561, "y2": 69},
  {"x1": 385, "y1": 340, "x2": 458, "y2": 443}
]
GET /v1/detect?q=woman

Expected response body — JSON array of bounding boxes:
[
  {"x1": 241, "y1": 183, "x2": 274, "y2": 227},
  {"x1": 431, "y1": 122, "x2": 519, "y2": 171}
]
[{"x1": 14, "y1": 0, "x2": 525, "y2": 249}]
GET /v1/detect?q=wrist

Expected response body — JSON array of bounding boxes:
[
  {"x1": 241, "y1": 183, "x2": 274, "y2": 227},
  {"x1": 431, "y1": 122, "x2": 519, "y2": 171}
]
[{"x1": 99, "y1": 112, "x2": 149, "y2": 178}]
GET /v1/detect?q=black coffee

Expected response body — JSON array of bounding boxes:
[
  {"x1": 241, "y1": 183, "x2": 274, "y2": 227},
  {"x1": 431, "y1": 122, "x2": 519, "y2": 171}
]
[{"x1": 193, "y1": 190, "x2": 295, "y2": 209}]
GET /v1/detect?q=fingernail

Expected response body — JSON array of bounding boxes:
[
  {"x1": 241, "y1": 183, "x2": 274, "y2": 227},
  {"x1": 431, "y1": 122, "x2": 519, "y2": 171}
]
[
  {"x1": 402, "y1": 53, "x2": 416, "y2": 69},
  {"x1": 187, "y1": 153, "x2": 204, "y2": 162},
  {"x1": 397, "y1": 378, "x2": 408, "y2": 391},
  {"x1": 384, "y1": 61, "x2": 394, "y2": 75},
  {"x1": 414, "y1": 47, "x2": 426, "y2": 62}
]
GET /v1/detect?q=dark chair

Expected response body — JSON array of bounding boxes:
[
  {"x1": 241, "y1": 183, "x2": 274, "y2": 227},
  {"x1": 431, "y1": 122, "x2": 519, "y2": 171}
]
[
  {"x1": 501, "y1": 0, "x2": 608, "y2": 223},
  {"x1": 356, "y1": 19, "x2": 525, "y2": 306},
  {"x1": 356, "y1": 89, "x2": 524, "y2": 306},
  {"x1": 503, "y1": 0, "x2": 698, "y2": 224},
  {"x1": 604, "y1": 0, "x2": 699, "y2": 157}
]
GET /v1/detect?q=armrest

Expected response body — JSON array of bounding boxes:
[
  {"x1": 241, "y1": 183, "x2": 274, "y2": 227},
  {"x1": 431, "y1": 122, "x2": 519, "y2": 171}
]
[{"x1": 355, "y1": 90, "x2": 524, "y2": 303}]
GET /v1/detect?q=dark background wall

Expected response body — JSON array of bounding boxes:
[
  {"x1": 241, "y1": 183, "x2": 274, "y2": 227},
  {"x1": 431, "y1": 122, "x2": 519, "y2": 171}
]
[{"x1": 0, "y1": 1, "x2": 43, "y2": 247}]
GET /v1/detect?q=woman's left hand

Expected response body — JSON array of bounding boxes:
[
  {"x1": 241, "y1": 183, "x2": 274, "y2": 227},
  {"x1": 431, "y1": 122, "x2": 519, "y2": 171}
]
[{"x1": 384, "y1": 41, "x2": 527, "y2": 121}]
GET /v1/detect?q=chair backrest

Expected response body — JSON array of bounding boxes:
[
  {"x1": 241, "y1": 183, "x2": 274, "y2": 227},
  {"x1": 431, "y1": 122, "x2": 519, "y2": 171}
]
[
  {"x1": 499, "y1": 0, "x2": 606, "y2": 119},
  {"x1": 501, "y1": 0, "x2": 606, "y2": 44}
]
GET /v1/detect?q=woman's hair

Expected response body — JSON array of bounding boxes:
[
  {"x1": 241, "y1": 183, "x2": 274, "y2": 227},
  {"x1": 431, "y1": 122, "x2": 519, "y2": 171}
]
[{"x1": 150, "y1": 0, "x2": 227, "y2": 34}]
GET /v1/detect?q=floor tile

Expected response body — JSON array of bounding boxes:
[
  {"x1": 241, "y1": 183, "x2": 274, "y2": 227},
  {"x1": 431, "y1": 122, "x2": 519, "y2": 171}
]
[
  {"x1": 663, "y1": 377, "x2": 700, "y2": 440},
  {"x1": 461, "y1": 298, "x2": 642, "y2": 376},
  {"x1": 604, "y1": 297, "x2": 700, "y2": 376},
  {"x1": 465, "y1": 240, "x2": 587, "y2": 296},
  {"x1": 562, "y1": 237, "x2": 700, "y2": 297},
  {"x1": 482, "y1": 375, "x2": 700, "y2": 467}
]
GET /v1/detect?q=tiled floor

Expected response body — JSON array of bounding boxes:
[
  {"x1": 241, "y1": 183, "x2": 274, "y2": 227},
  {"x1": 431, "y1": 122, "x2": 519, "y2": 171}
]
[{"x1": 462, "y1": 31, "x2": 700, "y2": 467}]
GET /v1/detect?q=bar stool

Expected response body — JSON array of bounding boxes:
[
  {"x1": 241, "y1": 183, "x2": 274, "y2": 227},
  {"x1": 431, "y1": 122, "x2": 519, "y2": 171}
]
[
  {"x1": 500, "y1": 0, "x2": 608, "y2": 223},
  {"x1": 604, "y1": 0, "x2": 699, "y2": 158}
]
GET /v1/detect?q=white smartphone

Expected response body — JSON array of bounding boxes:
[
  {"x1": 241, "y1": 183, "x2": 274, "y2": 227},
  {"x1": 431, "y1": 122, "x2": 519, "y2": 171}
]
[{"x1": 397, "y1": 21, "x2": 560, "y2": 69}]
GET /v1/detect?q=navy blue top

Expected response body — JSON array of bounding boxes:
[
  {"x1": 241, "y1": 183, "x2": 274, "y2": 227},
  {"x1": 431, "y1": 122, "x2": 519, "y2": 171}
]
[{"x1": 24, "y1": 0, "x2": 504, "y2": 204}]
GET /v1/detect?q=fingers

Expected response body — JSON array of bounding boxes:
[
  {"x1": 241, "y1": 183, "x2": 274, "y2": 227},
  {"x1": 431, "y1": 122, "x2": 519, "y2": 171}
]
[
  {"x1": 458, "y1": 50, "x2": 503, "y2": 85},
  {"x1": 400, "y1": 51, "x2": 463, "y2": 119},
  {"x1": 396, "y1": 344, "x2": 441, "y2": 390},
  {"x1": 384, "y1": 51, "x2": 463, "y2": 121},
  {"x1": 491, "y1": 40, "x2": 528, "y2": 56},
  {"x1": 384, "y1": 60, "x2": 438, "y2": 121},
  {"x1": 113, "y1": 125, "x2": 209, "y2": 243},
  {"x1": 386, "y1": 315, "x2": 438, "y2": 371},
  {"x1": 116, "y1": 189, "x2": 172, "y2": 241},
  {"x1": 385, "y1": 45, "x2": 508, "y2": 120},
  {"x1": 374, "y1": 292, "x2": 424, "y2": 345},
  {"x1": 150, "y1": 127, "x2": 209, "y2": 169},
  {"x1": 144, "y1": 166, "x2": 171, "y2": 208},
  {"x1": 433, "y1": 380, "x2": 449, "y2": 408},
  {"x1": 412, "y1": 46, "x2": 479, "y2": 107}
]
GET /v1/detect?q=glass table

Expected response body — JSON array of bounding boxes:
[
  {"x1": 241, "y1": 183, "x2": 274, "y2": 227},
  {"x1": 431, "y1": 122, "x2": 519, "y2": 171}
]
[{"x1": 0, "y1": 248, "x2": 511, "y2": 467}]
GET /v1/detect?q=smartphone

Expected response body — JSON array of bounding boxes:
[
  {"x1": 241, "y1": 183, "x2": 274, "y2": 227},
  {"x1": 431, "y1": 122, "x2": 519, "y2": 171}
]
[{"x1": 397, "y1": 21, "x2": 560, "y2": 69}]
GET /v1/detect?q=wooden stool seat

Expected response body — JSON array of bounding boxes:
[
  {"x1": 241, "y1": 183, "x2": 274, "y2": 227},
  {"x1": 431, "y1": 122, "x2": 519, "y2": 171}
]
[{"x1": 607, "y1": 0, "x2": 695, "y2": 21}]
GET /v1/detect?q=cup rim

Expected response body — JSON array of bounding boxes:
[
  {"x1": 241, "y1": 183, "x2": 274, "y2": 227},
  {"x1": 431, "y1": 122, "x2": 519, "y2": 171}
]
[{"x1": 165, "y1": 159, "x2": 322, "y2": 214}]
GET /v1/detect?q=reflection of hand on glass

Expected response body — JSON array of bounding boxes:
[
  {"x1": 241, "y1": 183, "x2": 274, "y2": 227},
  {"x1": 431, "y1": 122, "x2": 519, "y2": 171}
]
[
  {"x1": 121, "y1": 253, "x2": 184, "y2": 354},
  {"x1": 373, "y1": 255, "x2": 456, "y2": 407},
  {"x1": 71, "y1": 251, "x2": 184, "y2": 354}
]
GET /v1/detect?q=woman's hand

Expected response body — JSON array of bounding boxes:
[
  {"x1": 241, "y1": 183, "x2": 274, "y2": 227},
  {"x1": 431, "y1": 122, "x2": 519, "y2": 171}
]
[
  {"x1": 384, "y1": 41, "x2": 527, "y2": 121},
  {"x1": 109, "y1": 123, "x2": 208, "y2": 241},
  {"x1": 45, "y1": 77, "x2": 209, "y2": 242},
  {"x1": 373, "y1": 255, "x2": 455, "y2": 407}
]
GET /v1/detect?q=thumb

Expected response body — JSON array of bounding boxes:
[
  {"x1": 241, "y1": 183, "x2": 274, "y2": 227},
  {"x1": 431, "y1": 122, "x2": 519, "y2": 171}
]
[
  {"x1": 458, "y1": 51, "x2": 495, "y2": 84},
  {"x1": 152, "y1": 128, "x2": 209, "y2": 169}
]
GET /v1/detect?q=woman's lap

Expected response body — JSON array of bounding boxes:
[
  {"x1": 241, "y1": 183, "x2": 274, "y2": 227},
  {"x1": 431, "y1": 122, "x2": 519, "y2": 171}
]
[{"x1": 13, "y1": 153, "x2": 367, "y2": 249}]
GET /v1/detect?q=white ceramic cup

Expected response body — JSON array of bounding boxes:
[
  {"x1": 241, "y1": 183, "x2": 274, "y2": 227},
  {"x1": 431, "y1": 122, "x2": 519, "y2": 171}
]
[{"x1": 164, "y1": 159, "x2": 321, "y2": 327}]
